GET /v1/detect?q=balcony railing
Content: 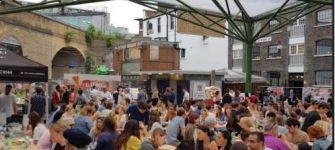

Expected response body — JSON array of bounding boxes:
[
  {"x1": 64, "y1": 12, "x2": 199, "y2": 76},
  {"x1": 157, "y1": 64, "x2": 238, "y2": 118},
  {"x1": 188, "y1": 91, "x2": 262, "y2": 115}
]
[
  {"x1": 289, "y1": 55, "x2": 304, "y2": 66},
  {"x1": 233, "y1": 59, "x2": 243, "y2": 68},
  {"x1": 289, "y1": 25, "x2": 305, "y2": 38}
]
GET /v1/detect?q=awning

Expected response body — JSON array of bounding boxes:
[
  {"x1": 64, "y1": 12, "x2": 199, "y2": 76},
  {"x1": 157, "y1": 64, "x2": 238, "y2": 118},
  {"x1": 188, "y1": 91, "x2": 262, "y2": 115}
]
[
  {"x1": 0, "y1": 46, "x2": 48, "y2": 82},
  {"x1": 131, "y1": 70, "x2": 226, "y2": 75},
  {"x1": 217, "y1": 69, "x2": 267, "y2": 83}
]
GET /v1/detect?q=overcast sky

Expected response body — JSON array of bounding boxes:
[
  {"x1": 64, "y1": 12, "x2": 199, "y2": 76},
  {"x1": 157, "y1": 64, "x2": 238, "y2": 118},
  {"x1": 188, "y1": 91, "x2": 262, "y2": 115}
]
[{"x1": 19, "y1": 0, "x2": 286, "y2": 34}]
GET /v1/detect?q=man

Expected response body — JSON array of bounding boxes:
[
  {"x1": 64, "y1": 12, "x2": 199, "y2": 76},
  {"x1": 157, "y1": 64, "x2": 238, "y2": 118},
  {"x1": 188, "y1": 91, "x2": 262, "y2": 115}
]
[
  {"x1": 90, "y1": 85, "x2": 101, "y2": 101},
  {"x1": 137, "y1": 88, "x2": 147, "y2": 102},
  {"x1": 263, "y1": 119, "x2": 290, "y2": 150},
  {"x1": 0, "y1": 85, "x2": 17, "y2": 124},
  {"x1": 30, "y1": 87, "x2": 46, "y2": 118},
  {"x1": 287, "y1": 89, "x2": 297, "y2": 106},
  {"x1": 62, "y1": 86, "x2": 70, "y2": 104},
  {"x1": 182, "y1": 88, "x2": 190, "y2": 104},
  {"x1": 284, "y1": 118, "x2": 309, "y2": 144},
  {"x1": 63, "y1": 128, "x2": 92, "y2": 150},
  {"x1": 101, "y1": 87, "x2": 113, "y2": 102},
  {"x1": 113, "y1": 86, "x2": 123, "y2": 105},
  {"x1": 126, "y1": 101, "x2": 149, "y2": 125},
  {"x1": 301, "y1": 102, "x2": 329, "y2": 132},
  {"x1": 51, "y1": 85, "x2": 62, "y2": 111},
  {"x1": 247, "y1": 132, "x2": 272, "y2": 150},
  {"x1": 166, "y1": 108, "x2": 186, "y2": 146}
]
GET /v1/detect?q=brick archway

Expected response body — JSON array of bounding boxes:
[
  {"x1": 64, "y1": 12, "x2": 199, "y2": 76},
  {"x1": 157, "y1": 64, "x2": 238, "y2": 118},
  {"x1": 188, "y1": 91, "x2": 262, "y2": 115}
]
[{"x1": 52, "y1": 47, "x2": 85, "y2": 79}]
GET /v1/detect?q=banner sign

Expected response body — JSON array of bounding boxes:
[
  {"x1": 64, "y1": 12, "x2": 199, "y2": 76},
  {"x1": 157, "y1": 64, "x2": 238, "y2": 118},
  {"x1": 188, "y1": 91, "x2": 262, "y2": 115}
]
[
  {"x1": 303, "y1": 87, "x2": 332, "y2": 102},
  {"x1": 192, "y1": 81, "x2": 207, "y2": 100}
]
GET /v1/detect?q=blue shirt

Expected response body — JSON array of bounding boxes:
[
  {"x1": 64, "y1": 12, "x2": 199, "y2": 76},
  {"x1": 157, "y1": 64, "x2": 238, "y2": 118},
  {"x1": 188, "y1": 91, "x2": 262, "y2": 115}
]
[
  {"x1": 166, "y1": 116, "x2": 185, "y2": 145},
  {"x1": 30, "y1": 94, "x2": 46, "y2": 117},
  {"x1": 73, "y1": 115, "x2": 93, "y2": 135},
  {"x1": 127, "y1": 104, "x2": 149, "y2": 125},
  {"x1": 95, "y1": 131, "x2": 118, "y2": 150},
  {"x1": 312, "y1": 137, "x2": 331, "y2": 150}
]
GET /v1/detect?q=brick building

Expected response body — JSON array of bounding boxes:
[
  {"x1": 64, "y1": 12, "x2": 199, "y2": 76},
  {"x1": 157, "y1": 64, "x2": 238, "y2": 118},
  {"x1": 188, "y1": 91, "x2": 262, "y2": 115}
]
[
  {"x1": 228, "y1": 6, "x2": 333, "y2": 92},
  {"x1": 113, "y1": 37, "x2": 179, "y2": 87}
]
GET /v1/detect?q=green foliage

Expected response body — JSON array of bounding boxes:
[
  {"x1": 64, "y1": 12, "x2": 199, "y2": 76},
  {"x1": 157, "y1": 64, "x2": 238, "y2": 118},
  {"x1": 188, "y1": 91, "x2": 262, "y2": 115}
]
[
  {"x1": 85, "y1": 54, "x2": 93, "y2": 73},
  {"x1": 85, "y1": 25, "x2": 96, "y2": 44},
  {"x1": 106, "y1": 32, "x2": 124, "y2": 48},
  {"x1": 64, "y1": 30, "x2": 75, "y2": 43},
  {"x1": 85, "y1": 24, "x2": 124, "y2": 47}
]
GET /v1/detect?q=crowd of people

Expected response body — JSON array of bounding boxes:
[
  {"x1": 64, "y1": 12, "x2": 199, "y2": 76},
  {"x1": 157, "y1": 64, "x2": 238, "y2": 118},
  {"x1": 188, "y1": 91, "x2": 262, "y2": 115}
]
[{"x1": 0, "y1": 84, "x2": 333, "y2": 150}]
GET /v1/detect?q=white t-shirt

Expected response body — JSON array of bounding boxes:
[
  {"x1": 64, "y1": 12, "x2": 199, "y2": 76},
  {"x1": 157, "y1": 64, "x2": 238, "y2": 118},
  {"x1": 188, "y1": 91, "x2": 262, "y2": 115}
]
[
  {"x1": 90, "y1": 89, "x2": 101, "y2": 100},
  {"x1": 33, "y1": 123, "x2": 47, "y2": 141},
  {"x1": 101, "y1": 91, "x2": 113, "y2": 101},
  {"x1": 0, "y1": 93, "x2": 17, "y2": 118},
  {"x1": 150, "y1": 122, "x2": 163, "y2": 133},
  {"x1": 183, "y1": 91, "x2": 190, "y2": 102}
]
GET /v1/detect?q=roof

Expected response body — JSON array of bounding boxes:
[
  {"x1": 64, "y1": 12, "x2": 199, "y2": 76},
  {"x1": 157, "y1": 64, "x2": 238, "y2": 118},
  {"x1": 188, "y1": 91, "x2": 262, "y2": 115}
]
[
  {"x1": 0, "y1": 46, "x2": 47, "y2": 68},
  {"x1": 131, "y1": 70, "x2": 226, "y2": 75},
  {"x1": 148, "y1": 0, "x2": 298, "y2": 17},
  {"x1": 217, "y1": 69, "x2": 267, "y2": 83}
]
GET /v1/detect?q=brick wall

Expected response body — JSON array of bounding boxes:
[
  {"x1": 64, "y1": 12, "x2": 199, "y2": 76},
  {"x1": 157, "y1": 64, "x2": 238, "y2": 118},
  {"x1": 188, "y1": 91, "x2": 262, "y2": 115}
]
[{"x1": 141, "y1": 44, "x2": 179, "y2": 71}]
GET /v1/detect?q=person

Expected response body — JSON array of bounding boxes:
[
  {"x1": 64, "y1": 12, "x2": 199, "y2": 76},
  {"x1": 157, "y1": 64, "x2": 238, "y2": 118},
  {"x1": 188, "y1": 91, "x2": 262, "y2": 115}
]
[
  {"x1": 238, "y1": 116, "x2": 257, "y2": 132},
  {"x1": 62, "y1": 86, "x2": 70, "y2": 104},
  {"x1": 284, "y1": 118, "x2": 309, "y2": 144},
  {"x1": 0, "y1": 85, "x2": 17, "y2": 124},
  {"x1": 73, "y1": 106, "x2": 94, "y2": 134},
  {"x1": 115, "y1": 120, "x2": 141, "y2": 150},
  {"x1": 95, "y1": 117, "x2": 118, "y2": 150},
  {"x1": 113, "y1": 86, "x2": 124, "y2": 105},
  {"x1": 101, "y1": 87, "x2": 113, "y2": 102},
  {"x1": 184, "y1": 112, "x2": 200, "y2": 141},
  {"x1": 230, "y1": 141, "x2": 249, "y2": 150},
  {"x1": 247, "y1": 131, "x2": 272, "y2": 150},
  {"x1": 63, "y1": 128, "x2": 92, "y2": 150},
  {"x1": 137, "y1": 88, "x2": 148, "y2": 102},
  {"x1": 151, "y1": 88, "x2": 160, "y2": 106},
  {"x1": 127, "y1": 101, "x2": 149, "y2": 125},
  {"x1": 89, "y1": 117, "x2": 104, "y2": 150},
  {"x1": 287, "y1": 89, "x2": 297, "y2": 106},
  {"x1": 195, "y1": 125, "x2": 217, "y2": 150},
  {"x1": 166, "y1": 108, "x2": 186, "y2": 146},
  {"x1": 232, "y1": 90, "x2": 241, "y2": 103},
  {"x1": 176, "y1": 140, "x2": 195, "y2": 150},
  {"x1": 30, "y1": 87, "x2": 46, "y2": 118},
  {"x1": 68, "y1": 87, "x2": 76, "y2": 104},
  {"x1": 263, "y1": 119, "x2": 290, "y2": 150},
  {"x1": 75, "y1": 89, "x2": 87, "y2": 109},
  {"x1": 90, "y1": 85, "x2": 101, "y2": 101},
  {"x1": 301, "y1": 102, "x2": 329, "y2": 132},
  {"x1": 148, "y1": 110, "x2": 163, "y2": 133},
  {"x1": 166, "y1": 104, "x2": 177, "y2": 121},
  {"x1": 216, "y1": 129, "x2": 232, "y2": 150},
  {"x1": 52, "y1": 85, "x2": 62, "y2": 111},
  {"x1": 162, "y1": 87, "x2": 175, "y2": 106},
  {"x1": 221, "y1": 90, "x2": 232, "y2": 108},
  {"x1": 307, "y1": 125, "x2": 331, "y2": 150},
  {"x1": 213, "y1": 90, "x2": 222, "y2": 105},
  {"x1": 215, "y1": 105, "x2": 225, "y2": 122},
  {"x1": 28, "y1": 112, "x2": 47, "y2": 144},
  {"x1": 182, "y1": 88, "x2": 190, "y2": 104},
  {"x1": 140, "y1": 128, "x2": 166, "y2": 150}
]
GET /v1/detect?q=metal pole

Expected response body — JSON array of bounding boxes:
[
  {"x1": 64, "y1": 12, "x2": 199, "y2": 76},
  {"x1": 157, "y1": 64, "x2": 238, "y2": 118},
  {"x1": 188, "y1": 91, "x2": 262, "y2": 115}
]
[{"x1": 244, "y1": 22, "x2": 253, "y2": 93}]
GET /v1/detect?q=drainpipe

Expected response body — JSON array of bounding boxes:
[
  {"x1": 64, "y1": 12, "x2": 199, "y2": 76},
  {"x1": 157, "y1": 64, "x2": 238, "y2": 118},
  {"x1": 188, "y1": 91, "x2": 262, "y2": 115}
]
[{"x1": 166, "y1": 14, "x2": 169, "y2": 41}]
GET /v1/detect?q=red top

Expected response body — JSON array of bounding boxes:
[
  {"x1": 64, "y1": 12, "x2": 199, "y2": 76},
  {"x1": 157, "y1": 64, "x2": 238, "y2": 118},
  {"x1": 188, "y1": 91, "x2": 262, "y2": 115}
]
[
  {"x1": 249, "y1": 95, "x2": 258, "y2": 104},
  {"x1": 52, "y1": 91, "x2": 61, "y2": 105}
]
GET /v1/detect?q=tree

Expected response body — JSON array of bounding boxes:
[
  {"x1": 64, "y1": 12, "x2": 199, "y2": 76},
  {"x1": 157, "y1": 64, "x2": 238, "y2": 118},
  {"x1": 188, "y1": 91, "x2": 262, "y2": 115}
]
[
  {"x1": 85, "y1": 24, "x2": 96, "y2": 45},
  {"x1": 106, "y1": 32, "x2": 124, "y2": 48}
]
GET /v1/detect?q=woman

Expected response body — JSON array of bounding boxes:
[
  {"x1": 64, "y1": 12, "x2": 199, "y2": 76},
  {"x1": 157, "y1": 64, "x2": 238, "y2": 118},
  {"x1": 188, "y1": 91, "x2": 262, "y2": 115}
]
[
  {"x1": 151, "y1": 88, "x2": 160, "y2": 106},
  {"x1": 232, "y1": 90, "x2": 241, "y2": 103},
  {"x1": 140, "y1": 128, "x2": 166, "y2": 150},
  {"x1": 75, "y1": 89, "x2": 87, "y2": 109},
  {"x1": 213, "y1": 91, "x2": 222, "y2": 106},
  {"x1": 68, "y1": 87, "x2": 76, "y2": 104},
  {"x1": 185, "y1": 112, "x2": 200, "y2": 141},
  {"x1": 216, "y1": 130, "x2": 232, "y2": 150},
  {"x1": 28, "y1": 112, "x2": 47, "y2": 144},
  {"x1": 307, "y1": 125, "x2": 331, "y2": 150},
  {"x1": 89, "y1": 117, "x2": 104, "y2": 150},
  {"x1": 195, "y1": 125, "x2": 217, "y2": 150},
  {"x1": 148, "y1": 110, "x2": 163, "y2": 133},
  {"x1": 238, "y1": 116, "x2": 256, "y2": 132},
  {"x1": 112, "y1": 105, "x2": 127, "y2": 130},
  {"x1": 95, "y1": 117, "x2": 118, "y2": 150},
  {"x1": 215, "y1": 105, "x2": 225, "y2": 122},
  {"x1": 115, "y1": 120, "x2": 141, "y2": 150},
  {"x1": 200, "y1": 108, "x2": 209, "y2": 124}
]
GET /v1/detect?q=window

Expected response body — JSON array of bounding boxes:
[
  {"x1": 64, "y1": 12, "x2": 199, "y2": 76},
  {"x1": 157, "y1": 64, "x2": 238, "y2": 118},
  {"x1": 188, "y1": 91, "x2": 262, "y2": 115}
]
[
  {"x1": 292, "y1": 17, "x2": 305, "y2": 26},
  {"x1": 170, "y1": 16, "x2": 174, "y2": 30},
  {"x1": 315, "y1": 39, "x2": 332, "y2": 55},
  {"x1": 315, "y1": 71, "x2": 332, "y2": 85},
  {"x1": 233, "y1": 49, "x2": 243, "y2": 59},
  {"x1": 181, "y1": 48, "x2": 185, "y2": 58},
  {"x1": 147, "y1": 21, "x2": 153, "y2": 35},
  {"x1": 150, "y1": 45, "x2": 159, "y2": 60},
  {"x1": 268, "y1": 45, "x2": 281, "y2": 58},
  {"x1": 290, "y1": 44, "x2": 304, "y2": 55},
  {"x1": 269, "y1": 20, "x2": 279, "y2": 28},
  {"x1": 316, "y1": 9, "x2": 332, "y2": 25},
  {"x1": 157, "y1": 17, "x2": 161, "y2": 33},
  {"x1": 267, "y1": 72, "x2": 280, "y2": 86},
  {"x1": 0, "y1": 36, "x2": 22, "y2": 55},
  {"x1": 252, "y1": 46, "x2": 260, "y2": 59}
]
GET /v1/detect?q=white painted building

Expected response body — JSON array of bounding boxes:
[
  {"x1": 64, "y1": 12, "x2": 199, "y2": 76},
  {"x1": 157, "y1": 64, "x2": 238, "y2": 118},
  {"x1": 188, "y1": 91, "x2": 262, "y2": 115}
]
[{"x1": 141, "y1": 11, "x2": 229, "y2": 71}]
